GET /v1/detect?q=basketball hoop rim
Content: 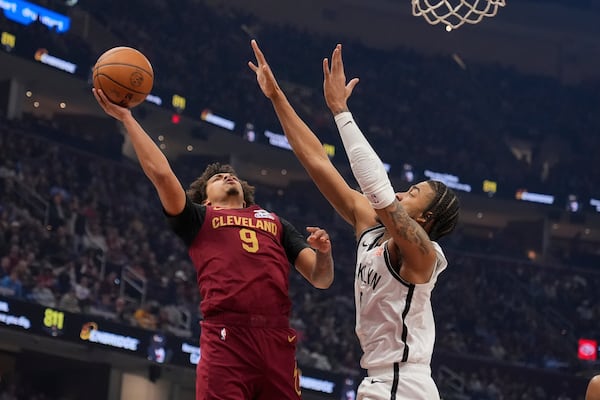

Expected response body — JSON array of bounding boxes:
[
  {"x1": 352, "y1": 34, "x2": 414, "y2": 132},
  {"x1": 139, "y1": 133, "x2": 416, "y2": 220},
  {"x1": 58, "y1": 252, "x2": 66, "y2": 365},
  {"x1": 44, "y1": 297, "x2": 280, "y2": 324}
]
[{"x1": 411, "y1": 0, "x2": 506, "y2": 29}]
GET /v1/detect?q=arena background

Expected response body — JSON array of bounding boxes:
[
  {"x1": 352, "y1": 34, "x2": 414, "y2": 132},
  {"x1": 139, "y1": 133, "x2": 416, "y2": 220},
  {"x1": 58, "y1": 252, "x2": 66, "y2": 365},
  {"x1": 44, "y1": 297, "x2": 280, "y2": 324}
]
[{"x1": 0, "y1": 0, "x2": 599, "y2": 399}]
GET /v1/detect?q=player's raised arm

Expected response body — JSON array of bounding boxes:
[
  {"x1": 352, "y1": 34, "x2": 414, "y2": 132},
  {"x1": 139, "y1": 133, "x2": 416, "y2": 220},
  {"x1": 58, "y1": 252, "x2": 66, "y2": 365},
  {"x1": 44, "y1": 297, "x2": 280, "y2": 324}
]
[
  {"x1": 324, "y1": 44, "x2": 438, "y2": 282},
  {"x1": 249, "y1": 40, "x2": 374, "y2": 233},
  {"x1": 93, "y1": 88, "x2": 186, "y2": 216}
]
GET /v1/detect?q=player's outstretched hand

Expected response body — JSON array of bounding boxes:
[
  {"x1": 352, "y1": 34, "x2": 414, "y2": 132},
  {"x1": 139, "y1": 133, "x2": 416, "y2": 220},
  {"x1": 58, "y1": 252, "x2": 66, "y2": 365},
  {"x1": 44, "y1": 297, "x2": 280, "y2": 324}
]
[
  {"x1": 306, "y1": 226, "x2": 332, "y2": 254},
  {"x1": 323, "y1": 44, "x2": 360, "y2": 115},
  {"x1": 92, "y1": 88, "x2": 131, "y2": 122},
  {"x1": 248, "y1": 39, "x2": 282, "y2": 100}
]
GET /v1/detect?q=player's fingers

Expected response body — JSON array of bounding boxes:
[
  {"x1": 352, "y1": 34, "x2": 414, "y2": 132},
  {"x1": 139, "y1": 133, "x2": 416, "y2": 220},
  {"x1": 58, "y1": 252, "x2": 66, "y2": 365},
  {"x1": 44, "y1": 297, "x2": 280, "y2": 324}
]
[
  {"x1": 248, "y1": 61, "x2": 258, "y2": 72},
  {"x1": 93, "y1": 89, "x2": 108, "y2": 108},
  {"x1": 333, "y1": 44, "x2": 344, "y2": 74},
  {"x1": 322, "y1": 58, "x2": 330, "y2": 77},
  {"x1": 347, "y1": 78, "x2": 360, "y2": 95},
  {"x1": 92, "y1": 88, "x2": 101, "y2": 103},
  {"x1": 329, "y1": 46, "x2": 336, "y2": 65},
  {"x1": 307, "y1": 227, "x2": 321, "y2": 239},
  {"x1": 308, "y1": 235, "x2": 329, "y2": 248},
  {"x1": 330, "y1": 44, "x2": 341, "y2": 69},
  {"x1": 98, "y1": 89, "x2": 111, "y2": 105},
  {"x1": 336, "y1": 43, "x2": 344, "y2": 67},
  {"x1": 251, "y1": 39, "x2": 267, "y2": 65},
  {"x1": 330, "y1": 47, "x2": 340, "y2": 74},
  {"x1": 308, "y1": 228, "x2": 329, "y2": 241},
  {"x1": 313, "y1": 235, "x2": 331, "y2": 249}
]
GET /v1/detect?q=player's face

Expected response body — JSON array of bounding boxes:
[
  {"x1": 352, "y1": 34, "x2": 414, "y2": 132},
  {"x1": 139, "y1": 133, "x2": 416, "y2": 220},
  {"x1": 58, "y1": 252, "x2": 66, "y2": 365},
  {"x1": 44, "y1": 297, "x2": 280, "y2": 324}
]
[
  {"x1": 205, "y1": 173, "x2": 244, "y2": 202},
  {"x1": 395, "y1": 181, "x2": 436, "y2": 221}
]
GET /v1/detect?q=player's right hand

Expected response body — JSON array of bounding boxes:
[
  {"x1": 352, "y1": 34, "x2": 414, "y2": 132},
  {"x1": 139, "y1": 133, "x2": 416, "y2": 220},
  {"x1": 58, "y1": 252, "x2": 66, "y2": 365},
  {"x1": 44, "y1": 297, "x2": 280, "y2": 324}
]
[{"x1": 92, "y1": 88, "x2": 132, "y2": 122}]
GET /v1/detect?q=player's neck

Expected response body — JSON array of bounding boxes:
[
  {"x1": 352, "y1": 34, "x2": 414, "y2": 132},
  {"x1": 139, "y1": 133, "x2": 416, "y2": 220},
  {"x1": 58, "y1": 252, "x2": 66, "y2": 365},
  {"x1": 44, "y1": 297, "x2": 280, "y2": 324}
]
[{"x1": 209, "y1": 198, "x2": 246, "y2": 209}]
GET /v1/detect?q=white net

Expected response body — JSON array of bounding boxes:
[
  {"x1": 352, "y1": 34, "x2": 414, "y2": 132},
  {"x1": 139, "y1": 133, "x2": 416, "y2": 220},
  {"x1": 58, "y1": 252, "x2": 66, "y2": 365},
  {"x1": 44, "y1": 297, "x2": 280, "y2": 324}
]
[{"x1": 412, "y1": 0, "x2": 506, "y2": 30}]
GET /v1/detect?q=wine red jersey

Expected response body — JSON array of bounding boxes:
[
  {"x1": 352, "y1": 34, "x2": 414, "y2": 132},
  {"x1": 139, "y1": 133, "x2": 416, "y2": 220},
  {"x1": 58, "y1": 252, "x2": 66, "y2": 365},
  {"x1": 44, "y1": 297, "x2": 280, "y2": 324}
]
[{"x1": 168, "y1": 198, "x2": 309, "y2": 319}]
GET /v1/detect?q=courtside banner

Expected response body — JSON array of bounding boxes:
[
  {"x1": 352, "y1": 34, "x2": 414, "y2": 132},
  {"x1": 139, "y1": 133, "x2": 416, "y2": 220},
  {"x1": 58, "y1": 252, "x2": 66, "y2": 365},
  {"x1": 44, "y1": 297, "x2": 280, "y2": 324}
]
[
  {"x1": 0, "y1": 295, "x2": 181, "y2": 365},
  {"x1": 0, "y1": 296, "x2": 351, "y2": 397},
  {"x1": 0, "y1": 296, "x2": 35, "y2": 331}
]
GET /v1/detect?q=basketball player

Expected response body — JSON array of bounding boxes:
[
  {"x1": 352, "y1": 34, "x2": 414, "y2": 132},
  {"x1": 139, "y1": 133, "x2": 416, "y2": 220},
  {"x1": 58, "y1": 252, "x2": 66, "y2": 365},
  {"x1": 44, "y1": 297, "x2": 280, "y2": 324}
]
[
  {"x1": 250, "y1": 40, "x2": 459, "y2": 399},
  {"x1": 92, "y1": 88, "x2": 335, "y2": 400},
  {"x1": 587, "y1": 375, "x2": 600, "y2": 400}
]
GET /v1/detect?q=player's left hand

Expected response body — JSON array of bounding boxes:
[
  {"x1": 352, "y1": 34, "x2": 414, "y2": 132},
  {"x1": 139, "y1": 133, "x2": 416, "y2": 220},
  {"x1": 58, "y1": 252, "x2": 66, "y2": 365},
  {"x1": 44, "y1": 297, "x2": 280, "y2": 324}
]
[
  {"x1": 248, "y1": 39, "x2": 282, "y2": 100},
  {"x1": 306, "y1": 226, "x2": 332, "y2": 253},
  {"x1": 323, "y1": 43, "x2": 360, "y2": 115}
]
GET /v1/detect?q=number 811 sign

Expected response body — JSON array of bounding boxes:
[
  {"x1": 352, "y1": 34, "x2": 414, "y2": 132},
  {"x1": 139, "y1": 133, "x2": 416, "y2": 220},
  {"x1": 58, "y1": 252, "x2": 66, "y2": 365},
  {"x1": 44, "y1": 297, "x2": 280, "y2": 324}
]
[{"x1": 42, "y1": 308, "x2": 65, "y2": 337}]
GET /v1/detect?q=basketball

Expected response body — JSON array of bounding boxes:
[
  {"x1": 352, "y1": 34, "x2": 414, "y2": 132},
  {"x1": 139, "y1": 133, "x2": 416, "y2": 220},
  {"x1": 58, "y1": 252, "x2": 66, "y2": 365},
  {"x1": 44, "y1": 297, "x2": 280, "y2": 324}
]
[{"x1": 92, "y1": 47, "x2": 154, "y2": 108}]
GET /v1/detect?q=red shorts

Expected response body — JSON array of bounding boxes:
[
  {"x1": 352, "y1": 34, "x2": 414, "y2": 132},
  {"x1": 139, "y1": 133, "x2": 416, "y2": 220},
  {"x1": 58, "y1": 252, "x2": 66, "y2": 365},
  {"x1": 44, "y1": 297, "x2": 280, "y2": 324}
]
[{"x1": 196, "y1": 313, "x2": 301, "y2": 400}]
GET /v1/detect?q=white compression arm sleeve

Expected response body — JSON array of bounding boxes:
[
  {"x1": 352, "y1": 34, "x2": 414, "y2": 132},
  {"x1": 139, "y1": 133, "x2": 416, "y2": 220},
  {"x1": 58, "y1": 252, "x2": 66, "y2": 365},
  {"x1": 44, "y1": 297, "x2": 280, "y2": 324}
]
[{"x1": 334, "y1": 112, "x2": 396, "y2": 209}]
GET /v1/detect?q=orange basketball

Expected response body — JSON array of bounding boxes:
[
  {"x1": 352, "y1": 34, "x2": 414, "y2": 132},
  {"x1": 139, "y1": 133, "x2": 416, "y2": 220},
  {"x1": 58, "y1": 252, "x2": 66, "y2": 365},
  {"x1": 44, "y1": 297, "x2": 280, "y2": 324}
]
[{"x1": 92, "y1": 47, "x2": 154, "y2": 108}]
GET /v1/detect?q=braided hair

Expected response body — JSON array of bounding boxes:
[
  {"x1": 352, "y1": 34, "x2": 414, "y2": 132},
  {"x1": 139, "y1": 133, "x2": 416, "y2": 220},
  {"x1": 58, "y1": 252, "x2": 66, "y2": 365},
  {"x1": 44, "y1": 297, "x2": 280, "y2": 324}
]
[
  {"x1": 187, "y1": 163, "x2": 256, "y2": 206},
  {"x1": 423, "y1": 180, "x2": 460, "y2": 241}
]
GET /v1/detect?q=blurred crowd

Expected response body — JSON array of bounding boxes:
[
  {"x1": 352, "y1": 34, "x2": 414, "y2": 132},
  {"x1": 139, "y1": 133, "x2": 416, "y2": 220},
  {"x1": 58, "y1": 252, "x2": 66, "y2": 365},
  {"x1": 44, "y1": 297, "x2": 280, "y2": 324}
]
[
  {"x1": 1, "y1": 0, "x2": 600, "y2": 398},
  {"x1": 76, "y1": 0, "x2": 600, "y2": 203},
  {"x1": 2, "y1": 0, "x2": 600, "y2": 202},
  {"x1": 0, "y1": 114, "x2": 597, "y2": 399}
]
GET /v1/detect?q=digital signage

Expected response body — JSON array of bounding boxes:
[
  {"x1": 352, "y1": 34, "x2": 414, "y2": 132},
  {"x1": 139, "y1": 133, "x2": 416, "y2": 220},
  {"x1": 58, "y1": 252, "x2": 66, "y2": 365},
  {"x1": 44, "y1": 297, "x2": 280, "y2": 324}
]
[
  {"x1": 1, "y1": 0, "x2": 71, "y2": 33},
  {"x1": 0, "y1": 296, "x2": 351, "y2": 397},
  {"x1": 578, "y1": 338, "x2": 598, "y2": 361}
]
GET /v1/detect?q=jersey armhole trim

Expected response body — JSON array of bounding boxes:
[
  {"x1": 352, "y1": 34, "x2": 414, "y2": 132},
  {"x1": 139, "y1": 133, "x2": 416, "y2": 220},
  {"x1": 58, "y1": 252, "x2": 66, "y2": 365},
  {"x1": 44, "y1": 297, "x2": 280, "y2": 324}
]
[
  {"x1": 356, "y1": 224, "x2": 384, "y2": 245},
  {"x1": 384, "y1": 244, "x2": 413, "y2": 288}
]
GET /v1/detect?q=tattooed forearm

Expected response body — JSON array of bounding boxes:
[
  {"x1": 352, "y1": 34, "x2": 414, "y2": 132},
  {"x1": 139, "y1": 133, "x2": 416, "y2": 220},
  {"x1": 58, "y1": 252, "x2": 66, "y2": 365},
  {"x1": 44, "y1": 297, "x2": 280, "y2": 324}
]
[{"x1": 384, "y1": 200, "x2": 431, "y2": 255}]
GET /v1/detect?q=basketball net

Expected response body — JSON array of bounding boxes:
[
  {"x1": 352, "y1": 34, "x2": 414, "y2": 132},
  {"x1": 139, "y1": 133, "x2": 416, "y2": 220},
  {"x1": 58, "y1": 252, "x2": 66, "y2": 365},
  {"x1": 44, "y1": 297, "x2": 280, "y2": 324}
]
[{"x1": 412, "y1": 0, "x2": 506, "y2": 30}]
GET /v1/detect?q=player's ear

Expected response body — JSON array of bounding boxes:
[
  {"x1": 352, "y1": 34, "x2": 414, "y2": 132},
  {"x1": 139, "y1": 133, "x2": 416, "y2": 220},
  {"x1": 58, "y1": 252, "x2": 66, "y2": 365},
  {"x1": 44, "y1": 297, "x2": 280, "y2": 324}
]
[{"x1": 416, "y1": 211, "x2": 433, "y2": 224}]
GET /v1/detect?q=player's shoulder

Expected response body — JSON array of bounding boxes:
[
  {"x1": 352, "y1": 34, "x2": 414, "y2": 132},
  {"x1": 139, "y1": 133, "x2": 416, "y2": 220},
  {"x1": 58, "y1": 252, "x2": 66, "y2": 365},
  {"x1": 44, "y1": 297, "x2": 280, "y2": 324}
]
[
  {"x1": 430, "y1": 240, "x2": 448, "y2": 271},
  {"x1": 357, "y1": 224, "x2": 385, "y2": 243},
  {"x1": 431, "y1": 240, "x2": 444, "y2": 255}
]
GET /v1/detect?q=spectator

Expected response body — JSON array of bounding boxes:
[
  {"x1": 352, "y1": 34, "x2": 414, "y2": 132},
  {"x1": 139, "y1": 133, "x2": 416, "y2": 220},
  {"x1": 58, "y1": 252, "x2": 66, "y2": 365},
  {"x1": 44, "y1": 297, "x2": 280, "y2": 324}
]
[{"x1": 0, "y1": 270, "x2": 23, "y2": 298}]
